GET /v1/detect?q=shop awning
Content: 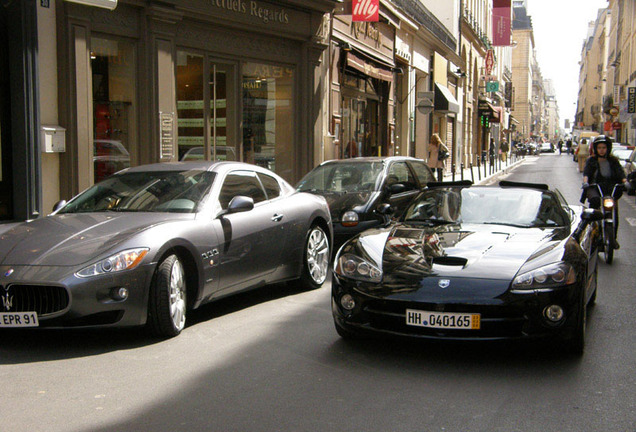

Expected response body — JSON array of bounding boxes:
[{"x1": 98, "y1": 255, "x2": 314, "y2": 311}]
[
  {"x1": 490, "y1": 105, "x2": 503, "y2": 123},
  {"x1": 434, "y1": 83, "x2": 460, "y2": 114},
  {"x1": 346, "y1": 52, "x2": 394, "y2": 82}
]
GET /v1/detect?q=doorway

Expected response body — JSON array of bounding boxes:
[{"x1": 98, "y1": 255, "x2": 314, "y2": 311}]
[{"x1": 0, "y1": 6, "x2": 13, "y2": 220}]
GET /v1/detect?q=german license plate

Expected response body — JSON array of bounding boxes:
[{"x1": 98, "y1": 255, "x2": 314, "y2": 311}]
[
  {"x1": 406, "y1": 309, "x2": 480, "y2": 329},
  {"x1": 0, "y1": 312, "x2": 39, "y2": 328}
]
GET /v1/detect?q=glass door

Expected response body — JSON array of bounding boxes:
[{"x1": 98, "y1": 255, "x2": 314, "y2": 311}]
[
  {"x1": 176, "y1": 51, "x2": 236, "y2": 162},
  {"x1": 210, "y1": 62, "x2": 236, "y2": 161},
  {"x1": 91, "y1": 36, "x2": 136, "y2": 184},
  {"x1": 341, "y1": 97, "x2": 366, "y2": 159}
]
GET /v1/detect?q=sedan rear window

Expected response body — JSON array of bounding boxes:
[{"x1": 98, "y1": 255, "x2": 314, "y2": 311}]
[{"x1": 297, "y1": 162, "x2": 384, "y2": 193}]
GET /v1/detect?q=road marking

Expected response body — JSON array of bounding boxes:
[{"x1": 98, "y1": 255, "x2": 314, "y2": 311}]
[{"x1": 626, "y1": 217, "x2": 636, "y2": 227}]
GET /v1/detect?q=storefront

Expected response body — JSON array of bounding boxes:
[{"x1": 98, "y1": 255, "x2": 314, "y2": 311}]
[
  {"x1": 330, "y1": 14, "x2": 396, "y2": 159},
  {"x1": 56, "y1": 0, "x2": 334, "y2": 198}
]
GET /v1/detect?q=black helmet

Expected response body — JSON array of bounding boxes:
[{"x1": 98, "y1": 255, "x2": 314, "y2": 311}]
[{"x1": 592, "y1": 135, "x2": 613, "y2": 154}]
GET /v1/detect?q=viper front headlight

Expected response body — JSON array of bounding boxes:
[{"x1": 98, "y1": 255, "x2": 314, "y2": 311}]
[
  {"x1": 76, "y1": 248, "x2": 149, "y2": 278},
  {"x1": 335, "y1": 253, "x2": 382, "y2": 282},
  {"x1": 512, "y1": 262, "x2": 576, "y2": 289}
]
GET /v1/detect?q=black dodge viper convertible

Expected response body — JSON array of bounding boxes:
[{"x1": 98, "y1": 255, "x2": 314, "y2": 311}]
[{"x1": 331, "y1": 181, "x2": 603, "y2": 354}]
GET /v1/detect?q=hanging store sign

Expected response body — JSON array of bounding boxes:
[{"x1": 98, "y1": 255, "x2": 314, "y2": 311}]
[
  {"x1": 628, "y1": 87, "x2": 636, "y2": 113},
  {"x1": 486, "y1": 81, "x2": 500, "y2": 93},
  {"x1": 492, "y1": 0, "x2": 512, "y2": 46},
  {"x1": 485, "y1": 50, "x2": 495, "y2": 75},
  {"x1": 352, "y1": 0, "x2": 379, "y2": 22}
]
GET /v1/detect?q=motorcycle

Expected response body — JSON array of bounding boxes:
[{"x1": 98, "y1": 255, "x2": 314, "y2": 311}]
[{"x1": 585, "y1": 183, "x2": 625, "y2": 264}]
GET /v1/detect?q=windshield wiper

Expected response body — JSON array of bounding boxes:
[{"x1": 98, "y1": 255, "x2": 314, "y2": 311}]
[
  {"x1": 482, "y1": 221, "x2": 531, "y2": 228},
  {"x1": 405, "y1": 218, "x2": 455, "y2": 225}
]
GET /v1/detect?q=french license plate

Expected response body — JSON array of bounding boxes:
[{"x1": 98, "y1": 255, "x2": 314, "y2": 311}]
[
  {"x1": 0, "y1": 312, "x2": 39, "y2": 328},
  {"x1": 406, "y1": 309, "x2": 480, "y2": 330}
]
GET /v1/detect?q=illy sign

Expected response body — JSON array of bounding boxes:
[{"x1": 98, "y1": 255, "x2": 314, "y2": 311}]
[{"x1": 352, "y1": 0, "x2": 379, "y2": 22}]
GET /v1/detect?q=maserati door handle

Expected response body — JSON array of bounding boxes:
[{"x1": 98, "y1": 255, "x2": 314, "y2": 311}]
[{"x1": 271, "y1": 214, "x2": 284, "y2": 222}]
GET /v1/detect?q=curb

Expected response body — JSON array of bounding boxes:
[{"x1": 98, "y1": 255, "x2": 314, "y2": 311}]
[{"x1": 442, "y1": 158, "x2": 527, "y2": 185}]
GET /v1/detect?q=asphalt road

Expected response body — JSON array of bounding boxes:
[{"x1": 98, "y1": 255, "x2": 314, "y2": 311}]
[{"x1": 2, "y1": 152, "x2": 635, "y2": 432}]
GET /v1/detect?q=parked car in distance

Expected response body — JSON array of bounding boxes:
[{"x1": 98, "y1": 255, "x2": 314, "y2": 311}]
[
  {"x1": 296, "y1": 157, "x2": 435, "y2": 251},
  {"x1": 613, "y1": 147, "x2": 636, "y2": 195},
  {"x1": 0, "y1": 162, "x2": 332, "y2": 337},
  {"x1": 181, "y1": 146, "x2": 237, "y2": 161},
  {"x1": 94, "y1": 139, "x2": 130, "y2": 183},
  {"x1": 331, "y1": 180, "x2": 602, "y2": 355},
  {"x1": 539, "y1": 142, "x2": 555, "y2": 153}
]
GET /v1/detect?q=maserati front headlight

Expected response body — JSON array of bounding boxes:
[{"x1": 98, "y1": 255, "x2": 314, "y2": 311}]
[
  {"x1": 512, "y1": 262, "x2": 576, "y2": 290},
  {"x1": 76, "y1": 248, "x2": 149, "y2": 278},
  {"x1": 335, "y1": 253, "x2": 382, "y2": 282}
]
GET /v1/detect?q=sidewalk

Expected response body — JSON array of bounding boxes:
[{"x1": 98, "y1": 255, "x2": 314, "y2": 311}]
[{"x1": 442, "y1": 154, "x2": 527, "y2": 185}]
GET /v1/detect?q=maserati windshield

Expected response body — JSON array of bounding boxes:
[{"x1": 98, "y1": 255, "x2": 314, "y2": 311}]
[{"x1": 59, "y1": 170, "x2": 216, "y2": 214}]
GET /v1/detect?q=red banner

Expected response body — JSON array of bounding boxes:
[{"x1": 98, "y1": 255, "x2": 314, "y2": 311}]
[
  {"x1": 352, "y1": 0, "x2": 379, "y2": 22},
  {"x1": 492, "y1": 0, "x2": 512, "y2": 46}
]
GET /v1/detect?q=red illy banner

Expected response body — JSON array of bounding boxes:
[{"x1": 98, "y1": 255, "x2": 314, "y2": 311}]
[{"x1": 352, "y1": 0, "x2": 379, "y2": 22}]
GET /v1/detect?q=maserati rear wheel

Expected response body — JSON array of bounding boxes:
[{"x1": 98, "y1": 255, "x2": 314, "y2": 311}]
[{"x1": 149, "y1": 254, "x2": 187, "y2": 338}]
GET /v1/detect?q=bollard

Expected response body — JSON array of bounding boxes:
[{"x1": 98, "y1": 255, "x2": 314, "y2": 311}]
[
  {"x1": 470, "y1": 163, "x2": 475, "y2": 183},
  {"x1": 477, "y1": 157, "x2": 482, "y2": 180},
  {"x1": 452, "y1": 163, "x2": 456, "y2": 181},
  {"x1": 460, "y1": 163, "x2": 464, "y2": 181}
]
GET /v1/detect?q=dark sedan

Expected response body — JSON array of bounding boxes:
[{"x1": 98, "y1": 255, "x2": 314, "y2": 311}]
[
  {"x1": 331, "y1": 181, "x2": 602, "y2": 354},
  {"x1": 0, "y1": 162, "x2": 332, "y2": 337},
  {"x1": 296, "y1": 157, "x2": 435, "y2": 251}
]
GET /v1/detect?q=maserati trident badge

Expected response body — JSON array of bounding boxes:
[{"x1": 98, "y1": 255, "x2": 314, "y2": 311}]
[
  {"x1": 1, "y1": 292, "x2": 13, "y2": 311},
  {"x1": 438, "y1": 279, "x2": 450, "y2": 289}
]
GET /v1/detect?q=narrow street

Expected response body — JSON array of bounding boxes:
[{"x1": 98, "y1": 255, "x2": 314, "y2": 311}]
[{"x1": 2, "y1": 152, "x2": 634, "y2": 432}]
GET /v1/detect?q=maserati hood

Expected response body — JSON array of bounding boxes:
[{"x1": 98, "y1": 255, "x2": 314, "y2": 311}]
[{"x1": 0, "y1": 213, "x2": 192, "y2": 266}]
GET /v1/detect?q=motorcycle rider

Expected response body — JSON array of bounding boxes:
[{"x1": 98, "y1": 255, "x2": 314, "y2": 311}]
[{"x1": 582, "y1": 135, "x2": 630, "y2": 248}]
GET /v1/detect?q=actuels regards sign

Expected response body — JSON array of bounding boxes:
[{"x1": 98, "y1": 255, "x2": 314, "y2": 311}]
[{"x1": 352, "y1": 0, "x2": 379, "y2": 22}]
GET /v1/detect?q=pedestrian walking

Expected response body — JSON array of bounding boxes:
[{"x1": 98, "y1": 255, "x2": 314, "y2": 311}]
[
  {"x1": 566, "y1": 138, "x2": 573, "y2": 155},
  {"x1": 428, "y1": 133, "x2": 448, "y2": 181},
  {"x1": 557, "y1": 139, "x2": 563, "y2": 154},
  {"x1": 577, "y1": 138, "x2": 590, "y2": 172},
  {"x1": 500, "y1": 139, "x2": 509, "y2": 162}
]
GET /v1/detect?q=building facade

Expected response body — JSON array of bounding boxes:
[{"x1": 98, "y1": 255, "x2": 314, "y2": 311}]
[{"x1": 1, "y1": 0, "x2": 337, "y2": 222}]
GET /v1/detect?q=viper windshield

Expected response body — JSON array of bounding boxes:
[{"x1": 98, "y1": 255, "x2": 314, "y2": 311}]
[
  {"x1": 404, "y1": 187, "x2": 569, "y2": 228},
  {"x1": 59, "y1": 170, "x2": 216, "y2": 214}
]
